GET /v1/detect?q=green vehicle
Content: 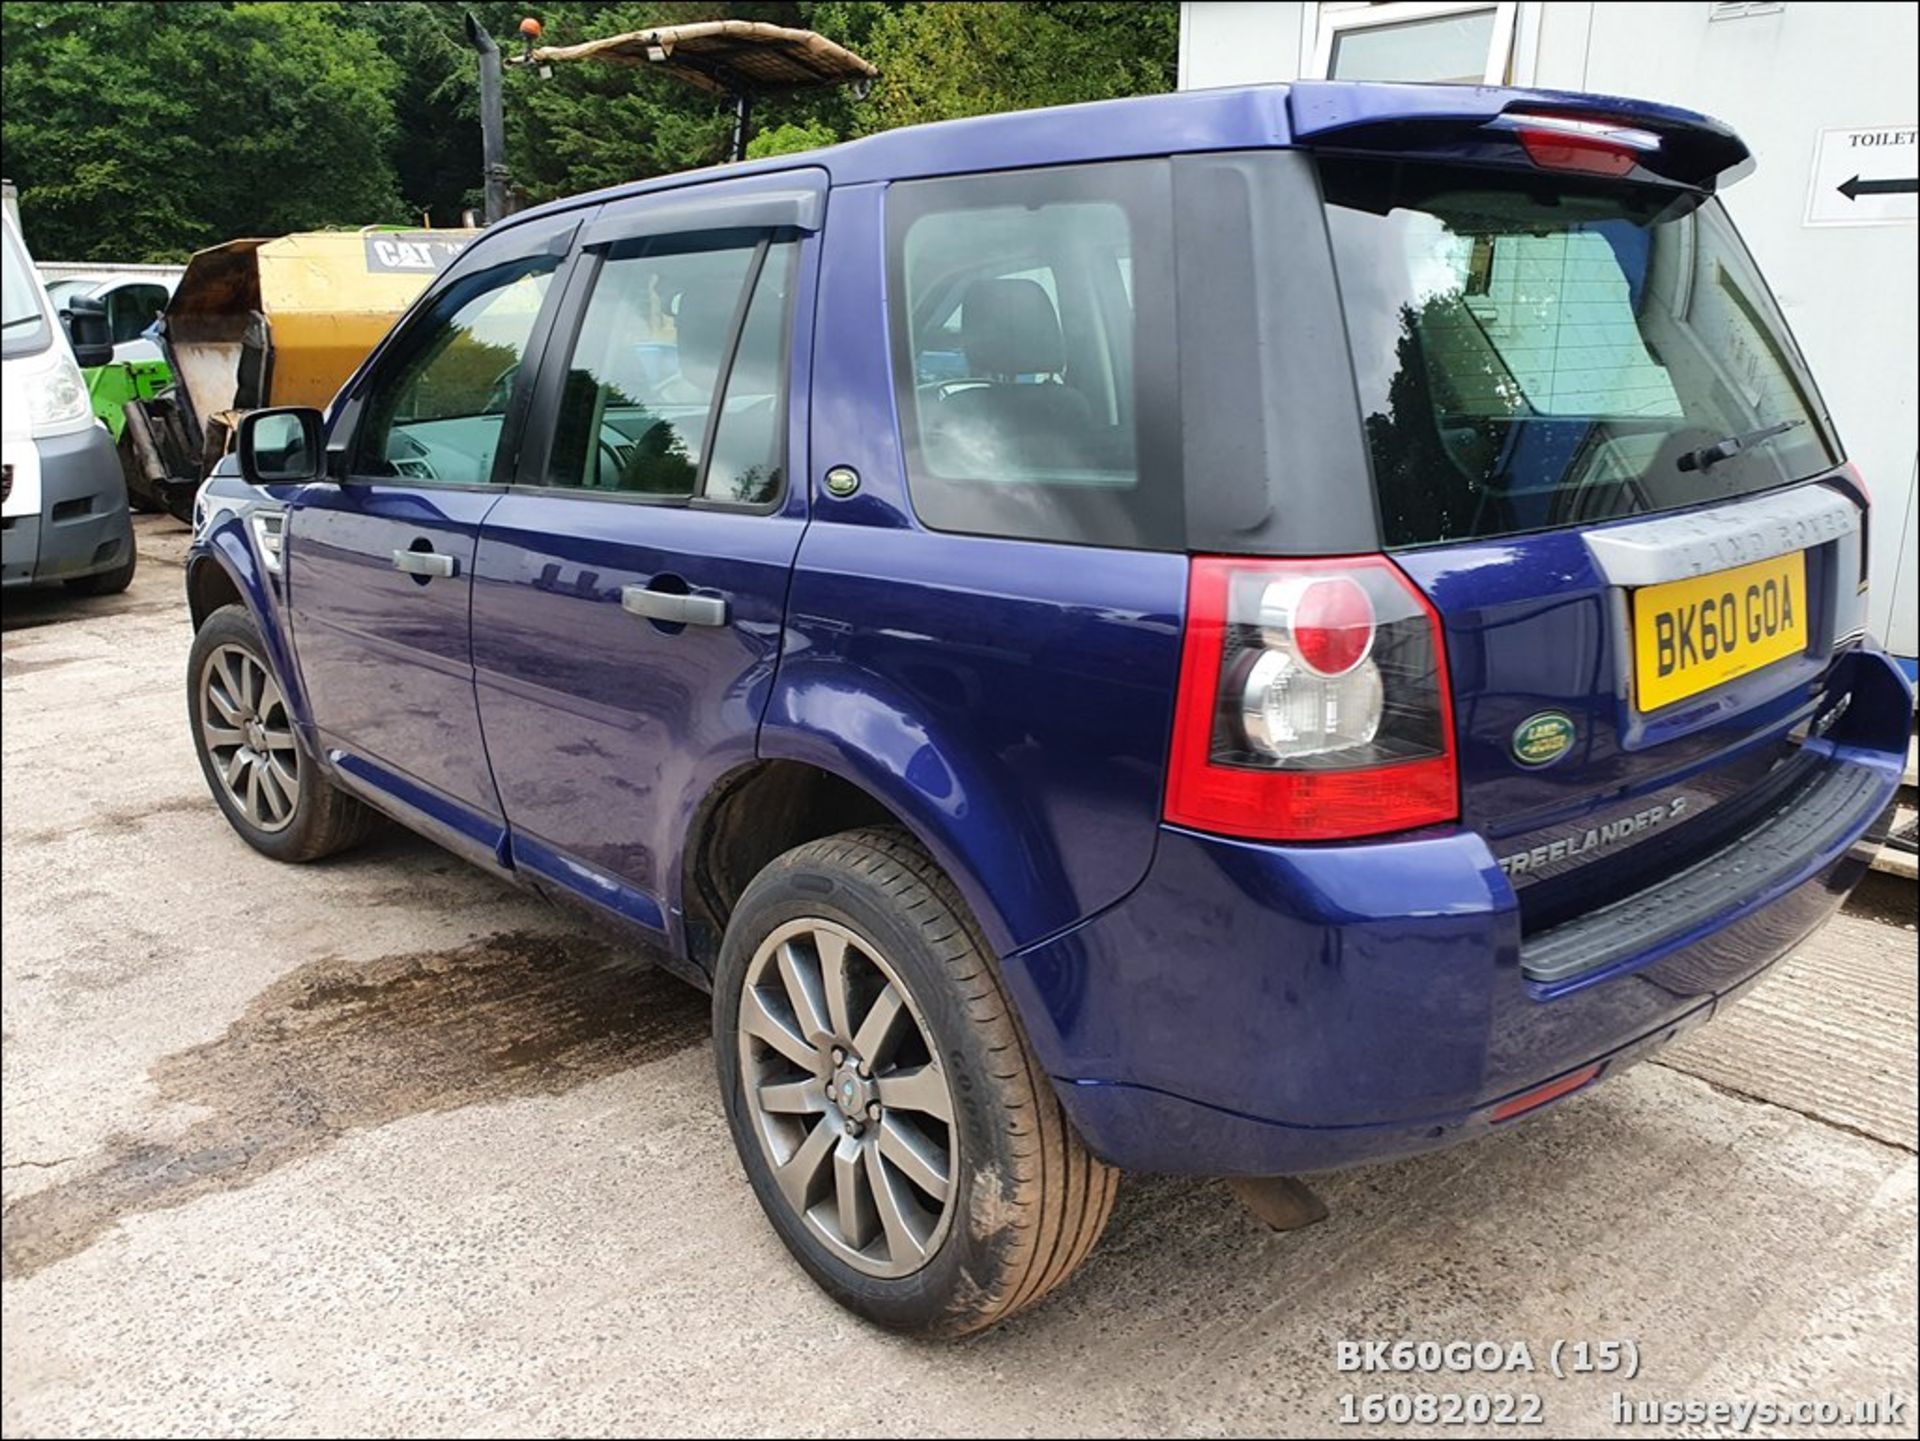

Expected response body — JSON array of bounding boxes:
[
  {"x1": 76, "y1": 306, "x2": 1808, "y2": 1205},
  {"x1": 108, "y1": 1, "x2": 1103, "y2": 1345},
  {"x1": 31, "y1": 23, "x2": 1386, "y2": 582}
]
[
  {"x1": 43, "y1": 270, "x2": 178, "y2": 446},
  {"x1": 83, "y1": 355, "x2": 171, "y2": 441}
]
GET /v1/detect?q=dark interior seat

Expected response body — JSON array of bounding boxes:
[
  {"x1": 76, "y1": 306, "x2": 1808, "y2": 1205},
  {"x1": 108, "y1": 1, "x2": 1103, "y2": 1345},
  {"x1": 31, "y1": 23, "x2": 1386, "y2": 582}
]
[{"x1": 936, "y1": 278, "x2": 1093, "y2": 473}]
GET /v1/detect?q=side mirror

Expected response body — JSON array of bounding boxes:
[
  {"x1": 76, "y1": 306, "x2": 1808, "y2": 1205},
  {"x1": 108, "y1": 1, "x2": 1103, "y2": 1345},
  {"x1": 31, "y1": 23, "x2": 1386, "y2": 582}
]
[
  {"x1": 59, "y1": 296, "x2": 113, "y2": 368},
  {"x1": 237, "y1": 407, "x2": 327, "y2": 485}
]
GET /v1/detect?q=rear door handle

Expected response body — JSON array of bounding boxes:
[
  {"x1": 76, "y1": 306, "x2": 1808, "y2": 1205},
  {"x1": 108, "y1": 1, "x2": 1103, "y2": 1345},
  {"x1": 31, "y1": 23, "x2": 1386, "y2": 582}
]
[
  {"x1": 392, "y1": 549, "x2": 457, "y2": 579},
  {"x1": 621, "y1": 584, "x2": 728, "y2": 627}
]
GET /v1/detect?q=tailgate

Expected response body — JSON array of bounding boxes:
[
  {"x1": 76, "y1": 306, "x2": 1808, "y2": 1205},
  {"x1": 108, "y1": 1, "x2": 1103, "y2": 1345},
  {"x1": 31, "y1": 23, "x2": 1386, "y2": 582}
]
[
  {"x1": 1308, "y1": 107, "x2": 1880, "y2": 936},
  {"x1": 1396, "y1": 482, "x2": 1869, "y2": 936}
]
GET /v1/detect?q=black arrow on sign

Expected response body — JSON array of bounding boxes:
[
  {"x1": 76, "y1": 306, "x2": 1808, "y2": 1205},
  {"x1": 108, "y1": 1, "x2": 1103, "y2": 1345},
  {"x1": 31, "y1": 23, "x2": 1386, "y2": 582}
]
[{"x1": 1838, "y1": 174, "x2": 1918, "y2": 201}]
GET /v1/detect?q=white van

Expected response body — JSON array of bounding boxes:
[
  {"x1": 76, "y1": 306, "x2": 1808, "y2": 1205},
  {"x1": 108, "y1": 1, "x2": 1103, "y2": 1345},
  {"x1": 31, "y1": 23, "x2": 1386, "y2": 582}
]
[{"x1": 2, "y1": 205, "x2": 136, "y2": 593}]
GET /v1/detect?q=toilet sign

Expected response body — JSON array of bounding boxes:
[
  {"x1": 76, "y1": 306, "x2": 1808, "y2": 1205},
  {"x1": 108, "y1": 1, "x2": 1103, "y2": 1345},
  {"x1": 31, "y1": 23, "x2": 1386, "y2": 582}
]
[{"x1": 1805, "y1": 125, "x2": 1917, "y2": 226}]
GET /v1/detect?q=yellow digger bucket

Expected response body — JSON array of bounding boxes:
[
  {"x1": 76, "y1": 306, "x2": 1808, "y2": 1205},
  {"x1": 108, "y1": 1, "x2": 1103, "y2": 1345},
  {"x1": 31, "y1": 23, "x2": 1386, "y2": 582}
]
[{"x1": 165, "y1": 228, "x2": 475, "y2": 422}]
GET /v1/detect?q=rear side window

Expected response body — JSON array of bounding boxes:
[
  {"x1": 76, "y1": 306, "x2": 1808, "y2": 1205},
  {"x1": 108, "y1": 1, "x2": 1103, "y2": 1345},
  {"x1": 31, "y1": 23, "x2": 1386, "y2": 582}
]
[
  {"x1": 542, "y1": 236, "x2": 799, "y2": 503},
  {"x1": 1322, "y1": 159, "x2": 1840, "y2": 547},
  {"x1": 887, "y1": 161, "x2": 1179, "y2": 549}
]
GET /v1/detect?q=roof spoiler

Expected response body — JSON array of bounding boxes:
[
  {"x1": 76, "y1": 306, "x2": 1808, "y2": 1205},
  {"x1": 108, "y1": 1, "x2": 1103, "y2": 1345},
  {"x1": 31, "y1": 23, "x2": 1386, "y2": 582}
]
[{"x1": 1287, "y1": 82, "x2": 1752, "y2": 191}]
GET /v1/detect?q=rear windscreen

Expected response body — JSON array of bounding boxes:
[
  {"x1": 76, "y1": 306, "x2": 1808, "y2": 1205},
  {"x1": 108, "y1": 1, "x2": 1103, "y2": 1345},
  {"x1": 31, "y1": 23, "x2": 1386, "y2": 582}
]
[{"x1": 1321, "y1": 159, "x2": 1841, "y2": 548}]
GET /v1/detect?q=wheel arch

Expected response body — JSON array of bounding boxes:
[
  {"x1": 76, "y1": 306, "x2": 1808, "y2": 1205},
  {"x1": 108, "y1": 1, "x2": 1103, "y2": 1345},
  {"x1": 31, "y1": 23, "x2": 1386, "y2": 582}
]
[
  {"x1": 679, "y1": 746, "x2": 1024, "y2": 983},
  {"x1": 186, "y1": 548, "x2": 245, "y2": 631},
  {"x1": 753, "y1": 667, "x2": 1080, "y2": 962},
  {"x1": 185, "y1": 523, "x2": 311, "y2": 728},
  {"x1": 681, "y1": 758, "x2": 898, "y2": 978}
]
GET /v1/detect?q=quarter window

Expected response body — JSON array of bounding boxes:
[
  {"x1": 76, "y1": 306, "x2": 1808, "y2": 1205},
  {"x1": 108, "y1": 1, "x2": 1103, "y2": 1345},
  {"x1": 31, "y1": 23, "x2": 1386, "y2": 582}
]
[
  {"x1": 705, "y1": 244, "x2": 796, "y2": 505},
  {"x1": 351, "y1": 255, "x2": 558, "y2": 486},
  {"x1": 543, "y1": 236, "x2": 796, "y2": 504},
  {"x1": 888, "y1": 161, "x2": 1179, "y2": 549}
]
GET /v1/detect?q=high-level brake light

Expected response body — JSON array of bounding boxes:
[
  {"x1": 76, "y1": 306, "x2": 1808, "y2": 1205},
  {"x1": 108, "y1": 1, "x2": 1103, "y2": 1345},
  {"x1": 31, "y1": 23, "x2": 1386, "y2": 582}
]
[{"x1": 1510, "y1": 113, "x2": 1660, "y2": 177}]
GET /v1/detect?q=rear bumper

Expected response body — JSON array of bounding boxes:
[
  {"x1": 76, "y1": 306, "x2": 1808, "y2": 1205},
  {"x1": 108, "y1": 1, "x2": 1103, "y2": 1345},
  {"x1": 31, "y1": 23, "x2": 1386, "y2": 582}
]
[
  {"x1": 1006, "y1": 647, "x2": 1911, "y2": 1175},
  {"x1": 0, "y1": 426, "x2": 133, "y2": 589}
]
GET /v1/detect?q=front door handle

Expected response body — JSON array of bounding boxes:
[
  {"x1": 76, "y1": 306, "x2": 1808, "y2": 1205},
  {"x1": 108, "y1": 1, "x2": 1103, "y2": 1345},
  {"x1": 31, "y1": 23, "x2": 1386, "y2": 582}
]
[
  {"x1": 621, "y1": 583, "x2": 728, "y2": 627},
  {"x1": 392, "y1": 548, "x2": 457, "y2": 579}
]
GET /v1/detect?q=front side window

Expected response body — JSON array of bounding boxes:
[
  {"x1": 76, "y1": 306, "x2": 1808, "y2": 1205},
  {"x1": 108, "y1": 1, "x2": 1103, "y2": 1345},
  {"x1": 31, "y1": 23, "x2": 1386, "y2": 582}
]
[
  {"x1": 1322, "y1": 159, "x2": 1840, "y2": 547},
  {"x1": 108, "y1": 284, "x2": 169, "y2": 343},
  {"x1": 888, "y1": 161, "x2": 1178, "y2": 549},
  {"x1": 351, "y1": 255, "x2": 558, "y2": 486},
  {"x1": 543, "y1": 235, "x2": 796, "y2": 504}
]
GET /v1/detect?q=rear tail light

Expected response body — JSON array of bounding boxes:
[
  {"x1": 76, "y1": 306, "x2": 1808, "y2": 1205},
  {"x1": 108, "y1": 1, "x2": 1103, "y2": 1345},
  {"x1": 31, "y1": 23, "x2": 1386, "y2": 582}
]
[
  {"x1": 1838, "y1": 462, "x2": 1870, "y2": 590},
  {"x1": 1165, "y1": 555, "x2": 1458, "y2": 842},
  {"x1": 1509, "y1": 113, "x2": 1660, "y2": 177},
  {"x1": 1837, "y1": 459, "x2": 1871, "y2": 506}
]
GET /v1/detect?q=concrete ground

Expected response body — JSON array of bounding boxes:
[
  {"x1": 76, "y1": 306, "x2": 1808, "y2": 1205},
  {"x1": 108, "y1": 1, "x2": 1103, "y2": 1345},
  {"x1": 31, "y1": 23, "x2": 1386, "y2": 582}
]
[{"x1": 3, "y1": 515, "x2": 1916, "y2": 1438}]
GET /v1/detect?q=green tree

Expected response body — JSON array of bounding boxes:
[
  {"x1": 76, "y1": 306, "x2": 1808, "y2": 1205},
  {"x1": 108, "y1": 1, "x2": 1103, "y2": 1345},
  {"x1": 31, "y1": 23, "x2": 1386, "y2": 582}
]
[
  {"x1": 0, "y1": 2, "x2": 1181, "y2": 259},
  {"x1": 337, "y1": 0, "x2": 494, "y2": 225},
  {"x1": 492, "y1": 2, "x2": 806, "y2": 205},
  {"x1": 488, "y1": 1, "x2": 1174, "y2": 202},
  {"x1": 2, "y1": 1, "x2": 410, "y2": 261},
  {"x1": 744, "y1": 119, "x2": 838, "y2": 160},
  {"x1": 860, "y1": 2, "x2": 1178, "y2": 133}
]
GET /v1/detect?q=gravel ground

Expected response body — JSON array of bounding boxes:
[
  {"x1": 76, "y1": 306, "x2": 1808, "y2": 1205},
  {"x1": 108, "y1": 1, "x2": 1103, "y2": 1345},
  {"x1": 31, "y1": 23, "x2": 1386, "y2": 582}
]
[{"x1": 3, "y1": 515, "x2": 1916, "y2": 1438}]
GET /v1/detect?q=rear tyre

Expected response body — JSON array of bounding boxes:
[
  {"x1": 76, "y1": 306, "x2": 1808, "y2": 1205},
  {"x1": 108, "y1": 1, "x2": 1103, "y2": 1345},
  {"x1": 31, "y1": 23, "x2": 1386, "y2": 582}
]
[
  {"x1": 187, "y1": 603, "x2": 378, "y2": 862},
  {"x1": 713, "y1": 826, "x2": 1116, "y2": 1337},
  {"x1": 63, "y1": 539, "x2": 137, "y2": 596}
]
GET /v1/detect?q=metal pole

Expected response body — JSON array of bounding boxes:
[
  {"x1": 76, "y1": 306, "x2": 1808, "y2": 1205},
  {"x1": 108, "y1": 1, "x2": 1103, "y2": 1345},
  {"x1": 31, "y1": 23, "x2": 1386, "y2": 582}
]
[
  {"x1": 465, "y1": 13, "x2": 511, "y2": 224},
  {"x1": 729, "y1": 89, "x2": 754, "y2": 163}
]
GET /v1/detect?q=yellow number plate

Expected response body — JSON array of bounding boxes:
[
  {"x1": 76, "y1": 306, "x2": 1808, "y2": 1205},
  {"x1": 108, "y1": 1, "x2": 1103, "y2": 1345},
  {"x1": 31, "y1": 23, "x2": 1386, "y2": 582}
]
[{"x1": 1631, "y1": 551, "x2": 1807, "y2": 712}]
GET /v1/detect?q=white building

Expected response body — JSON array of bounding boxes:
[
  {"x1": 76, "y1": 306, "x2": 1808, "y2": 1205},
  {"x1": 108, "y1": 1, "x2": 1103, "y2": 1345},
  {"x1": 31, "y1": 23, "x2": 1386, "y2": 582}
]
[{"x1": 1181, "y1": 0, "x2": 1918, "y2": 676}]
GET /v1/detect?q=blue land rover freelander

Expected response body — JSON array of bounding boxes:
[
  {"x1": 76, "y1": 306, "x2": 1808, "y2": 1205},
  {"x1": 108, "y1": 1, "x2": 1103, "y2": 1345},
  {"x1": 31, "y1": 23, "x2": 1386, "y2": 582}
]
[{"x1": 184, "y1": 83, "x2": 1912, "y2": 1336}]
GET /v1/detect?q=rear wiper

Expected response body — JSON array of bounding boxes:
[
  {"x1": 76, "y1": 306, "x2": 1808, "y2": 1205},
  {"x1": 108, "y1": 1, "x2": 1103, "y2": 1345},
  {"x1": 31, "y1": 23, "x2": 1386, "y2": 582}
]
[{"x1": 1678, "y1": 418, "x2": 1804, "y2": 473}]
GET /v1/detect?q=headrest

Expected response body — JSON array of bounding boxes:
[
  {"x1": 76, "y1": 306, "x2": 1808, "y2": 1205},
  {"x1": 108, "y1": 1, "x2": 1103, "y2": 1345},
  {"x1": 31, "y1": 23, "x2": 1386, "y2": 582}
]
[{"x1": 962, "y1": 277, "x2": 1064, "y2": 379}]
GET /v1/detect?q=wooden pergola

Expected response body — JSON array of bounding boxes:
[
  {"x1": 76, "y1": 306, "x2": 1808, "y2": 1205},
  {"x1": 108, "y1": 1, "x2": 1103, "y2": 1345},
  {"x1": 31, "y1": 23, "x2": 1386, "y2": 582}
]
[{"x1": 518, "y1": 20, "x2": 879, "y2": 161}]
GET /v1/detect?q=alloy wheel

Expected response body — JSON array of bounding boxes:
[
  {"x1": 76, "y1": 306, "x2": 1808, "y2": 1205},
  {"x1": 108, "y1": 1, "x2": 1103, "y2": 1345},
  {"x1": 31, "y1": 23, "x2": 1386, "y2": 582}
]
[
  {"x1": 738, "y1": 917, "x2": 958, "y2": 1278},
  {"x1": 199, "y1": 643, "x2": 300, "y2": 832}
]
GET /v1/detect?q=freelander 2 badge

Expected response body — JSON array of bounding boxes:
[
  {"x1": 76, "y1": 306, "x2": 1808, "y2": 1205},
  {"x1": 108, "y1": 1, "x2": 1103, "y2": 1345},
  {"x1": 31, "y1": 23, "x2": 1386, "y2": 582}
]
[{"x1": 1512, "y1": 711, "x2": 1575, "y2": 768}]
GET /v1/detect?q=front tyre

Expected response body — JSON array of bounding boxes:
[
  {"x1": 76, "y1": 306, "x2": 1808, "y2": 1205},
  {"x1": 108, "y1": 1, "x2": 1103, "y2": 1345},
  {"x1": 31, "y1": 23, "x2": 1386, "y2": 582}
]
[
  {"x1": 187, "y1": 603, "x2": 376, "y2": 863},
  {"x1": 714, "y1": 827, "x2": 1116, "y2": 1337}
]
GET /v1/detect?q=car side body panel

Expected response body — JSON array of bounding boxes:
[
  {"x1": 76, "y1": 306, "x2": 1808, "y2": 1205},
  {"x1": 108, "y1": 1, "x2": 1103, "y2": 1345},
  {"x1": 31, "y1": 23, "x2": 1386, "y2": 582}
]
[
  {"x1": 767, "y1": 525, "x2": 1189, "y2": 956},
  {"x1": 765, "y1": 180, "x2": 1189, "y2": 953}
]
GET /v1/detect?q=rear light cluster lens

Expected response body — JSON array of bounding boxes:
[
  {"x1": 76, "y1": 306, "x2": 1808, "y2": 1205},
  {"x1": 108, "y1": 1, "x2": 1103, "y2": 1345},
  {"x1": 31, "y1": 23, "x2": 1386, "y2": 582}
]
[
  {"x1": 1837, "y1": 462, "x2": 1870, "y2": 591},
  {"x1": 1266, "y1": 574, "x2": 1374, "y2": 677},
  {"x1": 1509, "y1": 113, "x2": 1660, "y2": 177},
  {"x1": 1165, "y1": 555, "x2": 1458, "y2": 842}
]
